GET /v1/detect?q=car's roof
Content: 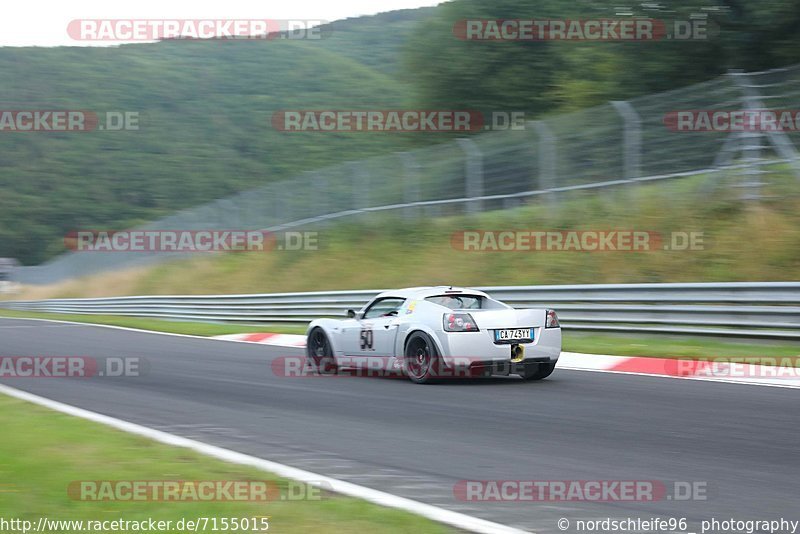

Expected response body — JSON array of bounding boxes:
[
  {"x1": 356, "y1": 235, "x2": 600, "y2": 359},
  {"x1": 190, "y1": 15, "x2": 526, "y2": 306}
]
[{"x1": 374, "y1": 286, "x2": 490, "y2": 300}]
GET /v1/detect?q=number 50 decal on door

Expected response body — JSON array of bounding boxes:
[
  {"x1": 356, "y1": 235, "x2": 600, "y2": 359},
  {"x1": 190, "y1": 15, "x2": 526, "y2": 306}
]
[{"x1": 360, "y1": 328, "x2": 374, "y2": 350}]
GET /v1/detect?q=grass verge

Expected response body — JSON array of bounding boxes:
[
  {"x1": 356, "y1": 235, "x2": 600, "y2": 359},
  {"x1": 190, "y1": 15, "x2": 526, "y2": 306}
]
[
  {"x1": 563, "y1": 331, "x2": 800, "y2": 361},
  {"x1": 0, "y1": 393, "x2": 448, "y2": 533},
  {"x1": 0, "y1": 309, "x2": 307, "y2": 336},
  {"x1": 7, "y1": 167, "x2": 800, "y2": 301}
]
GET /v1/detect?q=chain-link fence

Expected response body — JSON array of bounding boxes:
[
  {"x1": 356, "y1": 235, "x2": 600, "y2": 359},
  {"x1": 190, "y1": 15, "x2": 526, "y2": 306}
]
[{"x1": 15, "y1": 64, "x2": 800, "y2": 285}]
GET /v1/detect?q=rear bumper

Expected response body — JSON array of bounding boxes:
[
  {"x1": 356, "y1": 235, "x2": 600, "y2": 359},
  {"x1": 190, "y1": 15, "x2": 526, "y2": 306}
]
[{"x1": 437, "y1": 326, "x2": 561, "y2": 367}]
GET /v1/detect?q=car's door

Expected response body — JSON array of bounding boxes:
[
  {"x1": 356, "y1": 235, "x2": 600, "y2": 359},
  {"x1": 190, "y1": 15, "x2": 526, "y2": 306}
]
[
  {"x1": 337, "y1": 316, "x2": 366, "y2": 357},
  {"x1": 345, "y1": 297, "x2": 405, "y2": 357}
]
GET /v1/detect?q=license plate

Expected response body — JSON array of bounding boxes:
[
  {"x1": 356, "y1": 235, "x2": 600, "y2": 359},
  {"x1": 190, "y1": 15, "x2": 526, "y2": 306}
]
[{"x1": 494, "y1": 328, "x2": 532, "y2": 342}]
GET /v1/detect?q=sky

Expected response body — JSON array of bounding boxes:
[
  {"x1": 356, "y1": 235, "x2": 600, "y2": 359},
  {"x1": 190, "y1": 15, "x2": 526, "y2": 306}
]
[{"x1": 1, "y1": 0, "x2": 444, "y2": 47}]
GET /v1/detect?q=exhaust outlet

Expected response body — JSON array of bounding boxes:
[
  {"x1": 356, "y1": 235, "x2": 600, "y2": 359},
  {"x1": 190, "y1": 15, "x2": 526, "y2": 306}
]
[{"x1": 511, "y1": 343, "x2": 524, "y2": 363}]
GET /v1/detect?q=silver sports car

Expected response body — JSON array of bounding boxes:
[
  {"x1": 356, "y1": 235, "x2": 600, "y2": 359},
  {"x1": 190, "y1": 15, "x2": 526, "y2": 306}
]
[{"x1": 306, "y1": 286, "x2": 561, "y2": 383}]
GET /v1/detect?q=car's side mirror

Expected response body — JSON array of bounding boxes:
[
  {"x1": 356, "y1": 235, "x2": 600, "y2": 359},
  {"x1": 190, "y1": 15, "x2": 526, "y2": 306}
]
[{"x1": 346, "y1": 309, "x2": 357, "y2": 319}]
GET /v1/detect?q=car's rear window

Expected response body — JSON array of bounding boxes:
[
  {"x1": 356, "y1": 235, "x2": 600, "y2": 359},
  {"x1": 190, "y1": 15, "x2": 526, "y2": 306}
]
[{"x1": 425, "y1": 294, "x2": 483, "y2": 310}]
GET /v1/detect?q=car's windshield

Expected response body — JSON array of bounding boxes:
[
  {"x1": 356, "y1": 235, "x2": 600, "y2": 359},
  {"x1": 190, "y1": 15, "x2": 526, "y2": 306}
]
[{"x1": 425, "y1": 294, "x2": 483, "y2": 310}]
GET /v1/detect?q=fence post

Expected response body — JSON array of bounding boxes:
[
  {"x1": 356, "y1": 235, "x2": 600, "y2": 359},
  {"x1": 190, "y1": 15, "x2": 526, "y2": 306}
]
[
  {"x1": 728, "y1": 69, "x2": 768, "y2": 200},
  {"x1": 215, "y1": 197, "x2": 240, "y2": 228},
  {"x1": 311, "y1": 172, "x2": 328, "y2": 225},
  {"x1": 270, "y1": 185, "x2": 279, "y2": 226},
  {"x1": 351, "y1": 162, "x2": 369, "y2": 222},
  {"x1": 729, "y1": 69, "x2": 800, "y2": 196},
  {"x1": 713, "y1": 131, "x2": 744, "y2": 168},
  {"x1": 531, "y1": 120, "x2": 556, "y2": 206},
  {"x1": 312, "y1": 173, "x2": 324, "y2": 215},
  {"x1": 610, "y1": 101, "x2": 642, "y2": 183},
  {"x1": 456, "y1": 138, "x2": 484, "y2": 214},
  {"x1": 399, "y1": 152, "x2": 420, "y2": 220},
  {"x1": 274, "y1": 185, "x2": 290, "y2": 228}
]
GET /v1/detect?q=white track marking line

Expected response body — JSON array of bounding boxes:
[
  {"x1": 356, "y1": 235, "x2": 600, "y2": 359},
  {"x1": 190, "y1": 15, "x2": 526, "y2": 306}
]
[
  {"x1": 0, "y1": 383, "x2": 528, "y2": 534},
  {"x1": 0, "y1": 324, "x2": 75, "y2": 328}
]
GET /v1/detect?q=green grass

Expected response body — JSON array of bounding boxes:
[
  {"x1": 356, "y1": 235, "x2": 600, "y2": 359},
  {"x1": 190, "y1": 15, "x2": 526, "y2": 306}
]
[
  {"x1": 1, "y1": 309, "x2": 797, "y2": 364},
  {"x1": 13, "y1": 166, "x2": 799, "y2": 303},
  {"x1": 0, "y1": 394, "x2": 447, "y2": 533}
]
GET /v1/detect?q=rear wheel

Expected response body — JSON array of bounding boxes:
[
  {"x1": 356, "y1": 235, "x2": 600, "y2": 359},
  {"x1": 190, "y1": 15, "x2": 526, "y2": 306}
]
[
  {"x1": 519, "y1": 361, "x2": 556, "y2": 381},
  {"x1": 307, "y1": 328, "x2": 337, "y2": 375},
  {"x1": 404, "y1": 333, "x2": 440, "y2": 384}
]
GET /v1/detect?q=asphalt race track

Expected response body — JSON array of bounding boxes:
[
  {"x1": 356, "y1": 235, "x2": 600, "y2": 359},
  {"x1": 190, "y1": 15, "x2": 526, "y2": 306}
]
[{"x1": 1, "y1": 317, "x2": 798, "y2": 533}]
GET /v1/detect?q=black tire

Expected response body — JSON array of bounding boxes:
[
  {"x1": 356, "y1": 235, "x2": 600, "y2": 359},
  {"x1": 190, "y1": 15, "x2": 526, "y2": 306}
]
[
  {"x1": 306, "y1": 328, "x2": 337, "y2": 375},
  {"x1": 519, "y1": 361, "x2": 556, "y2": 381},
  {"x1": 403, "y1": 332, "x2": 440, "y2": 384}
]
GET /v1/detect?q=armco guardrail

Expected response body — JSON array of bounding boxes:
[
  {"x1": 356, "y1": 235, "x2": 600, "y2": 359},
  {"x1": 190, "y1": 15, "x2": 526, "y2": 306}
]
[{"x1": 2, "y1": 282, "x2": 799, "y2": 339}]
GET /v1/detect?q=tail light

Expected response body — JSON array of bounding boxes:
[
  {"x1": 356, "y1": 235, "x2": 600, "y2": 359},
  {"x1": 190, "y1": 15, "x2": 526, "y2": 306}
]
[
  {"x1": 546, "y1": 309, "x2": 560, "y2": 328},
  {"x1": 443, "y1": 313, "x2": 479, "y2": 332}
]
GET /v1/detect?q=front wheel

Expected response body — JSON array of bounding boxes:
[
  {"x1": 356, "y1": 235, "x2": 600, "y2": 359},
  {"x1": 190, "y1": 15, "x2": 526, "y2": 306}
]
[
  {"x1": 306, "y1": 328, "x2": 337, "y2": 375},
  {"x1": 519, "y1": 361, "x2": 556, "y2": 381},
  {"x1": 404, "y1": 333, "x2": 440, "y2": 384}
]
